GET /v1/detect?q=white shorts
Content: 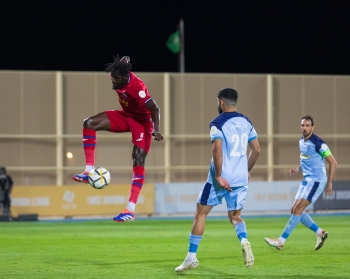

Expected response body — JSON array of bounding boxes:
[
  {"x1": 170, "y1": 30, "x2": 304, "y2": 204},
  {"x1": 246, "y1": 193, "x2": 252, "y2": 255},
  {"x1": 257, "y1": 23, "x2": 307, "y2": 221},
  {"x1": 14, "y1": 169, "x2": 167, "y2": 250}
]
[
  {"x1": 295, "y1": 177, "x2": 327, "y2": 203},
  {"x1": 197, "y1": 182, "x2": 248, "y2": 211}
]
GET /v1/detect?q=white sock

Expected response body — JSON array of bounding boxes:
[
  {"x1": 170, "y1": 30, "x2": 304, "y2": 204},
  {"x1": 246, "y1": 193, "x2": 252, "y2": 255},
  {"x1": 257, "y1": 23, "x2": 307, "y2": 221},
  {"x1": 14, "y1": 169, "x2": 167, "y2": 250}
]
[
  {"x1": 126, "y1": 202, "x2": 135, "y2": 212},
  {"x1": 241, "y1": 237, "x2": 248, "y2": 243},
  {"x1": 85, "y1": 165, "x2": 94, "y2": 172},
  {"x1": 185, "y1": 252, "x2": 196, "y2": 262},
  {"x1": 278, "y1": 237, "x2": 286, "y2": 244},
  {"x1": 316, "y1": 228, "x2": 323, "y2": 235}
]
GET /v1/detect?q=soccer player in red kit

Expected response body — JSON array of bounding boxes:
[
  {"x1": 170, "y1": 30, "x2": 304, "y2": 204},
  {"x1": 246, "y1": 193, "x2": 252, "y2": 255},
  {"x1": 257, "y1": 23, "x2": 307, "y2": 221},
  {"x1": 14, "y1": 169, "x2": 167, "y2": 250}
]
[{"x1": 72, "y1": 55, "x2": 163, "y2": 222}]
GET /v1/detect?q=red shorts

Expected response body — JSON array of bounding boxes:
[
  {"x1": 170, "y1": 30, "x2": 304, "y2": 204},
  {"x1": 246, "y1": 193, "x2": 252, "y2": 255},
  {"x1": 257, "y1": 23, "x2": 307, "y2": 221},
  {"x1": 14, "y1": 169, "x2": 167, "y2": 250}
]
[{"x1": 105, "y1": 110, "x2": 153, "y2": 153}]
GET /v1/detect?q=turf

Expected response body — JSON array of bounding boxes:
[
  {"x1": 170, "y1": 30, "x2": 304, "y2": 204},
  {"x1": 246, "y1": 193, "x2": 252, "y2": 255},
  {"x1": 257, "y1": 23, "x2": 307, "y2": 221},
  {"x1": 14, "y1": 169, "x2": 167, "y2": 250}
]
[{"x1": 0, "y1": 215, "x2": 349, "y2": 279}]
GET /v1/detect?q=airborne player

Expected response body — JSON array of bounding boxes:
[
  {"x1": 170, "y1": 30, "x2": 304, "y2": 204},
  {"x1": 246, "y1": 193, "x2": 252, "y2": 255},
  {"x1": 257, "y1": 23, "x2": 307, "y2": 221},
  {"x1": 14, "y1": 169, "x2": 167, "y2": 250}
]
[{"x1": 72, "y1": 55, "x2": 163, "y2": 222}]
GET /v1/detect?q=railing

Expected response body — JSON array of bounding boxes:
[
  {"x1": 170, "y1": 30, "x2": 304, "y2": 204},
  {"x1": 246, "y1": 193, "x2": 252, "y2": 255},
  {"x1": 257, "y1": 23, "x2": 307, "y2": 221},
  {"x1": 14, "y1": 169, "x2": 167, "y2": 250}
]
[{"x1": 2, "y1": 132, "x2": 349, "y2": 184}]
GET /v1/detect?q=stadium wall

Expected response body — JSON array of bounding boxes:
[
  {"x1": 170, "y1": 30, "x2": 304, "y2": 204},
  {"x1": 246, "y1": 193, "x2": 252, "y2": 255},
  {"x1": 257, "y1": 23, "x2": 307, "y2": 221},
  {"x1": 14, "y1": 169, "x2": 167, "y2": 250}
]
[
  {"x1": 0, "y1": 71, "x2": 350, "y2": 186},
  {"x1": 8, "y1": 181, "x2": 302, "y2": 218},
  {"x1": 10, "y1": 184, "x2": 154, "y2": 217},
  {"x1": 9, "y1": 181, "x2": 350, "y2": 218}
]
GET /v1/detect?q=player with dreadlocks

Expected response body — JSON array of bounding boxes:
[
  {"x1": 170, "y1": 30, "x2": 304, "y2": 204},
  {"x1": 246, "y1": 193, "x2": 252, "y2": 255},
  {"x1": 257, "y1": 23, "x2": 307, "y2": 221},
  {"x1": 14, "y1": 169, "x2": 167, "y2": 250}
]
[{"x1": 72, "y1": 55, "x2": 163, "y2": 222}]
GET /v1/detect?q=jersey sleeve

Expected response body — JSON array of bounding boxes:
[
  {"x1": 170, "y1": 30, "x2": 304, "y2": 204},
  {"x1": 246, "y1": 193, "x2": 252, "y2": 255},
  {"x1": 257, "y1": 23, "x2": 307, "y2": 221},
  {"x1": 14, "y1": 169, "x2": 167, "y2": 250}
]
[
  {"x1": 128, "y1": 83, "x2": 152, "y2": 106},
  {"x1": 248, "y1": 126, "x2": 258, "y2": 142},
  {"x1": 209, "y1": 124, "x2": 223, "y2": 142},
  {"x1": 317, "y1": 141, "x2": 332, "y2": 158}
]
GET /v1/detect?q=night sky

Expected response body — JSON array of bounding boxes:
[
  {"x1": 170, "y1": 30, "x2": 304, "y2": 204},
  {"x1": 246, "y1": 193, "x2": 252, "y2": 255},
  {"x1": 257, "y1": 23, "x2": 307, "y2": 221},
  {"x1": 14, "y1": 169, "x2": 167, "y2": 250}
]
[{"x1": 2, "y1": 1, "x2": 350, "y2": 74}]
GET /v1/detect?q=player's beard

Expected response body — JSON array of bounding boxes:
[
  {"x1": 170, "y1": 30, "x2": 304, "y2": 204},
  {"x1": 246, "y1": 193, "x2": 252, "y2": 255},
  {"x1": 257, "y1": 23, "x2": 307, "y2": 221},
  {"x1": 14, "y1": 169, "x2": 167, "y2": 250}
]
[
  {"x1": 218, "y1": 107, "x2": 223, "y2": 114},
  {"x1": 112, "y1": 83, "x2": 124, "y2": 90},
  {"x1": 111, "y1": 78, "x2": 127, "y2": 90},
  {"x1": 302, "y1": 130, "x2": 312, "y2": 139}
]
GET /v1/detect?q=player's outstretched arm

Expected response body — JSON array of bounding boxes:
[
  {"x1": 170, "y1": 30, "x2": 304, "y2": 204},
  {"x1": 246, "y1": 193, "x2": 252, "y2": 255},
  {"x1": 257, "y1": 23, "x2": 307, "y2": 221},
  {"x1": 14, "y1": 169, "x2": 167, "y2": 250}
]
[{"x1": 324, "y1": 154, "x2": 337, "y2": 196}]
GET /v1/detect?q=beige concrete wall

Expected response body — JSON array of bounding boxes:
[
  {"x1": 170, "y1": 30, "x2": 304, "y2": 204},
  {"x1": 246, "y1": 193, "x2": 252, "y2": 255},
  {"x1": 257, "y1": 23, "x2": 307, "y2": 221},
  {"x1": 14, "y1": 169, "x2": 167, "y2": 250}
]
[{"x1": 0, "y1": 71, "x2": 349, "y2": 185}]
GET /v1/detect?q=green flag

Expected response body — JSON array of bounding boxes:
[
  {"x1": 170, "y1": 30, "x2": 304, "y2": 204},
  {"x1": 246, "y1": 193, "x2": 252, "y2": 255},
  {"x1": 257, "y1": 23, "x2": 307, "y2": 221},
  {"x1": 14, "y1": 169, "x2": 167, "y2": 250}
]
[{"x1": 166, "y1": 30, "x2": 181, "y2": 54}]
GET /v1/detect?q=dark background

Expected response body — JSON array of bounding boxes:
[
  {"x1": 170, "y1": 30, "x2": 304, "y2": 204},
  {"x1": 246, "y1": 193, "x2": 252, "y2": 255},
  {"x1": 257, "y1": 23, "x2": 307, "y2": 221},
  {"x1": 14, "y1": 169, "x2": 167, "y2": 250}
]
[{"x1": 1, "y1": 1, "x2": 350, "y2": 74}]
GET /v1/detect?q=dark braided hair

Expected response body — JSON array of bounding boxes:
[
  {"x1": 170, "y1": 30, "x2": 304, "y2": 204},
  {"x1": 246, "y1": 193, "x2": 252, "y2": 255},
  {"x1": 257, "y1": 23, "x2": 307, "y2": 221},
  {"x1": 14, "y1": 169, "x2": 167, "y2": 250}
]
[{"x1": 105, "y1": 54, "x2": 132, "y2": 77}]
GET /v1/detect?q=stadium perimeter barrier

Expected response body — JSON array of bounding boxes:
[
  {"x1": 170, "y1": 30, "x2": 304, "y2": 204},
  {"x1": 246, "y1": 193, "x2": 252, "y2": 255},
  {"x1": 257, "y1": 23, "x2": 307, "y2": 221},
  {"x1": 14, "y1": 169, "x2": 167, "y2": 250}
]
[
  {"x1": 314, "y1": 181, "x2": 350, "y2": 211},
  {"x1": 154, "y1": 181, "x2": 306, "y2": 214},
  {"x1": 10, "y1": 184, "x2": 154, "y2": 218},
  {"x1": 8, "y1": 181, "x2": 350, "y2": 218}
]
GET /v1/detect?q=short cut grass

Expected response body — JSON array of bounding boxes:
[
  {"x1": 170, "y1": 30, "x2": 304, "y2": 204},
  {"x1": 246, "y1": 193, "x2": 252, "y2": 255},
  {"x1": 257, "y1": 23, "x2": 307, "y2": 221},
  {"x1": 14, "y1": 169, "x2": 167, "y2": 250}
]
[{"x1": 0, "y1": 215, "x2": 349, "y2": 278}]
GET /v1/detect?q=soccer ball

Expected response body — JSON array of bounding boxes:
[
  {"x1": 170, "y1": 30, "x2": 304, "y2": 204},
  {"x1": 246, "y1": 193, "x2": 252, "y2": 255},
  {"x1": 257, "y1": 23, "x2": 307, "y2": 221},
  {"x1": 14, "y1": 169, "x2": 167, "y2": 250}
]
[{"x1": 88, "y1": 167, "x2": 111, "y2": 189}]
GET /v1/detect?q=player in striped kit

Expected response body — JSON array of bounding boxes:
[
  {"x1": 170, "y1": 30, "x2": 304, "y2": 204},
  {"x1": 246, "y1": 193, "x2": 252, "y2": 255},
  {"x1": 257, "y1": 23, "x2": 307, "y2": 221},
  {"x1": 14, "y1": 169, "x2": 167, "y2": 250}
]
[
  {"x1": 264, "y1": 115, "x2": 337, "y2": 250},
  {"x1": 72, "y1": 55, "x2": 163, "y2": 222},
  {"x1": 175, "y1": 88, "x2": 260, "y2": 272}
]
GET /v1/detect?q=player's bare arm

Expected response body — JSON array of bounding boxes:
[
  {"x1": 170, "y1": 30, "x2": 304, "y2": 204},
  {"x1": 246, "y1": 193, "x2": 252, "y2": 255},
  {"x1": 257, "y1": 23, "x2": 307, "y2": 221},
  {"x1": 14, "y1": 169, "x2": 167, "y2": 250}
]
[
  {"x1": 324, "y1": 154, "x2": 337, "y2": 196},
  {"x1": 146, "y1": 99, "x2": 163, "y2": 141},
  {"x1": 247, "y1": 138, "x2": 260, "y2": 172},
  {"x1": 289, "y1": 166, "x2": 302, "y2": 176},
  {"x1": 212, "y1": 139, "x2": 231, "y2": 191}
]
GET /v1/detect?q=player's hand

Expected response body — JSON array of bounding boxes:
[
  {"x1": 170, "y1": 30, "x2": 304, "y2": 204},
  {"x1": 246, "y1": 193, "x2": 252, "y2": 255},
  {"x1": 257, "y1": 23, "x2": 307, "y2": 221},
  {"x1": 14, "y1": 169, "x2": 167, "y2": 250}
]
[
  {"x1": 289, "y1": 167, "x2": 300, "y2": 176},
  {"x1": 325, "y1": 183, "x2": 333, "y2": 196},
  {"x1": 216, "y1": 176, "x2": 232, "y2": 191},
  {"x1": 152, "y1": 131, "x2": 163, "y2": 141}
]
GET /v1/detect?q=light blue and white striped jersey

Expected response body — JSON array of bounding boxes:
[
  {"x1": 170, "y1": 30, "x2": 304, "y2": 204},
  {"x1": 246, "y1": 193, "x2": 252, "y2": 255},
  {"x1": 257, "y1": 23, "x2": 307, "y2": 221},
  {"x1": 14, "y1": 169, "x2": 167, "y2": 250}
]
[
  {"x1": 299, "y1": 133, "x2": 331, "y2": 180},
  {"x1": 208, "y1": 111, "x2": 258, "y2": 187}
]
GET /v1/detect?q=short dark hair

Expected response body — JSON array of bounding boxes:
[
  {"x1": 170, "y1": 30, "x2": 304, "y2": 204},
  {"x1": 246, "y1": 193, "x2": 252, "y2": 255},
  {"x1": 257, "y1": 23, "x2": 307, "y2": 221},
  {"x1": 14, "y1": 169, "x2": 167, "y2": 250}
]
[
  {"x1": 301, "y1": 115, "x2": 314, "y2": 126},
  {"x1": 105, "y1": 54, "x2": 132, "y2": 77},
  {"x1": 217, "y1": 88, "x2": 238, "y2": 106}
]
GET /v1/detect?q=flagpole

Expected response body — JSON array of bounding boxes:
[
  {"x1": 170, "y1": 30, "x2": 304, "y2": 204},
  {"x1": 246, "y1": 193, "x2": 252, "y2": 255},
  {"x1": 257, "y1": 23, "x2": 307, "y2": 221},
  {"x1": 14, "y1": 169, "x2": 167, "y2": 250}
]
[{"x1": 179, "y1": 18, "x2": 185, "y2": 73}]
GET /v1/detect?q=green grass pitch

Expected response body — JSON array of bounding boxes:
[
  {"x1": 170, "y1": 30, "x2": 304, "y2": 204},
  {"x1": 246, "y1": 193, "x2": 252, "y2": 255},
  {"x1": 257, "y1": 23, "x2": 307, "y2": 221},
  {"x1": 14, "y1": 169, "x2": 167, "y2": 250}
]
[{"x1": 0, "y1": 215, "x2": 349, "y2": 279}]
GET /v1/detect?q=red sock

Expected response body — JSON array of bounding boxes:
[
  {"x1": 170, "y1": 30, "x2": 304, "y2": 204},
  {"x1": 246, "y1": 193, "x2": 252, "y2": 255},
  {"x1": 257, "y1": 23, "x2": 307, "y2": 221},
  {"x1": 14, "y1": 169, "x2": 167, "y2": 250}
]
[
  {"x1": 83, "y1": 128, "x2": 96, "y2": 167},
  {"x1": 129, "y1": 166, "x2": 145, "y2": 204}
]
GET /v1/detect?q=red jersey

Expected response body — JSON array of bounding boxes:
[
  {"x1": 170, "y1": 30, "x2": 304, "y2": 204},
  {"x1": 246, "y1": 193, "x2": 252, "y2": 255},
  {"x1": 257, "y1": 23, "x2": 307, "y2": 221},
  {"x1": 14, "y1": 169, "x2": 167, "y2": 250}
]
[{"x1": 116, "y1": 72, "x2": 152, "y2": 125}]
